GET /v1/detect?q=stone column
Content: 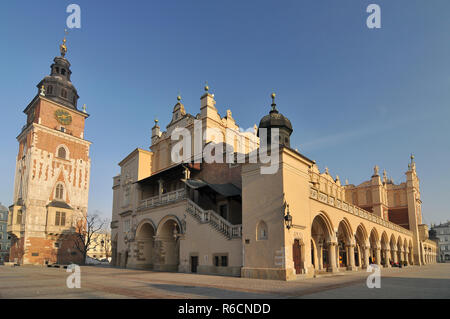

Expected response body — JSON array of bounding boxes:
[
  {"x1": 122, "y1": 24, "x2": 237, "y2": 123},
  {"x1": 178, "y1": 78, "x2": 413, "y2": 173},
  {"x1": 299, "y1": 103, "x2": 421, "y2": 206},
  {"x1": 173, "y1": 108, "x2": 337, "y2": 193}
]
[
  {"x1": 318, "y1": 244, "x2": 323, "y2": 270},
  {"x1": 376, "y1": 248, "x2": 381, "y2": 266},
  {"x1": 392, "y1": 249, "x2": 398, "y2": 263},
  {"x1": 385, "y1": 249, "x2": 391, "y2": 268},
  {"x1": 363, "y1": 246, "x2": 370, "y2": 268},
  {"x1": 347, "y1": 244, "x2": 356, "y2": 271},
  {"x1": 357, "y1": 246, "x2": 362, "y2": 268},
  {"x1": 327, "y1": 241, "x2": 338, "y2": 273}
]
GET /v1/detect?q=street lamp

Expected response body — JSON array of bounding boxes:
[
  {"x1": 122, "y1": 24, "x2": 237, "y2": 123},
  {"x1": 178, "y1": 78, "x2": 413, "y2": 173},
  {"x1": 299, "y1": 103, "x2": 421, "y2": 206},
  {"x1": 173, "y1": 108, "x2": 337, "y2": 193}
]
[{"x1": 284, "y1": 204, "x2": 292, "y2": 230}]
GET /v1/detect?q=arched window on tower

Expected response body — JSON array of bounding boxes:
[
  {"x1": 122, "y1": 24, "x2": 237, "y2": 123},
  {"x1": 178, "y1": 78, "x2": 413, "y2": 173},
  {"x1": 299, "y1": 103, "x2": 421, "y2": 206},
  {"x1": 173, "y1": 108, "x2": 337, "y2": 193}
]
[
  {"x1": 57, "y1": 147, "x2": 66, "y2": 159},
  {"x1": 61, "y1": 89, "x2": 67, "y2": 98},
  {"x1": 257, "y1": 221, "x2": 268, "y2": 240},
  {"x1": 55, "y1": 184, "x2": 64, "y2": 201}
]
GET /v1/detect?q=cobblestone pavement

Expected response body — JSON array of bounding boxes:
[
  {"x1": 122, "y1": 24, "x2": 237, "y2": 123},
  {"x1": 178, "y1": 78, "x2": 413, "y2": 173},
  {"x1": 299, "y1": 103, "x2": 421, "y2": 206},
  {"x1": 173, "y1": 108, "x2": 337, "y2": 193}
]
[{"x1": 0, "y1": 263, "x2": 449, "y2": 299}]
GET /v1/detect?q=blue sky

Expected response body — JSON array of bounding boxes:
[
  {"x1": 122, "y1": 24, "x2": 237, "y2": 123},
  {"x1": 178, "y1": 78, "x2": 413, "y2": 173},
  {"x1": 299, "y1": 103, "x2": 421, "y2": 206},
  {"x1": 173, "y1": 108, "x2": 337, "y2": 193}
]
[{"x1": 0, "y1": 0, "x2": 449, "y2": 223}]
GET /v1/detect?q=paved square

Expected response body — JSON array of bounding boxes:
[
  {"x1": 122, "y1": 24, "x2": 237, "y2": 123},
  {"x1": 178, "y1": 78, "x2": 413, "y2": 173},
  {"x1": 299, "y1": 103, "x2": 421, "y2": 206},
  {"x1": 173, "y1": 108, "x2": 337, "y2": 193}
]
[{"x1": 0, "y1": 263, "x2": 449, "y2": 299}]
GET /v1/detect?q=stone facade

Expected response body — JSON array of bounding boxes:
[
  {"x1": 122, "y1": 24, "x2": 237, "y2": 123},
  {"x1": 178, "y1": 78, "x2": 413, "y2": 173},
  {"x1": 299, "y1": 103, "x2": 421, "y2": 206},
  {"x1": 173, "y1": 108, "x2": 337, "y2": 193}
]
[
  {"x1": 7, "y1": 47, "x2": 91, "y2": 266},
  {"x1": 111, "y1": 89, "x2": 437, "y2": 280}
]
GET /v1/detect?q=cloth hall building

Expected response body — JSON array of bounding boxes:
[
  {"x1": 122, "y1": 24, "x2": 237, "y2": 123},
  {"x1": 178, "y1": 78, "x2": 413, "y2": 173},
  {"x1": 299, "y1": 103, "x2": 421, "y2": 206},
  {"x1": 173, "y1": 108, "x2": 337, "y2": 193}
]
[{"x1": 111, "y1": 88, "x2": 437, "y2": 281}]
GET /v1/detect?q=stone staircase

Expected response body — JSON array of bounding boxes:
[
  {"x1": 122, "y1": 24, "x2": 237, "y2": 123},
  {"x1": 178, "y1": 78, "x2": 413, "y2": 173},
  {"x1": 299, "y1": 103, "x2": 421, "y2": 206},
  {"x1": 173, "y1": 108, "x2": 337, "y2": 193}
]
[{"x1": 186, "y1": 199, "x2": 242, "y2": 240}]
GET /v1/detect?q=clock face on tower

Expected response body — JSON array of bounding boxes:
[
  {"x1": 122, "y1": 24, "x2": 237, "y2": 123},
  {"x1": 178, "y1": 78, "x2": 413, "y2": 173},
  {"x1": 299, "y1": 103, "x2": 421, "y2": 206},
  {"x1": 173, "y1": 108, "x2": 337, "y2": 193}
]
[{"x1": 55, "y1": 109, "x2": 72, "y2": 125}]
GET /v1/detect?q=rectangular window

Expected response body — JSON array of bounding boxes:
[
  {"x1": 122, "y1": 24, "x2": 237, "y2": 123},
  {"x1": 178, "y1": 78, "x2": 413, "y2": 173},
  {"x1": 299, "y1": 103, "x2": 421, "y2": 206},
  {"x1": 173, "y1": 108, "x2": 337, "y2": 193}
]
[
  {"x1": 16, "y1": 210, "x2": 22, "y2": 225},
  {"x1": 213, "y1": 254, "x2": 228, "y2": 267},
  {"x1": 61, "y1": 212, "x2": 66, "y2": 226},
  {"x1": 55, "y1": 211, "x2": 60, "y2": 226},
  {"x1": 55, "y1": 212, "x2": 66, "y2": 226},
  {"x1": 221, "y1": 256, "x2": 228, "y2": 267}
]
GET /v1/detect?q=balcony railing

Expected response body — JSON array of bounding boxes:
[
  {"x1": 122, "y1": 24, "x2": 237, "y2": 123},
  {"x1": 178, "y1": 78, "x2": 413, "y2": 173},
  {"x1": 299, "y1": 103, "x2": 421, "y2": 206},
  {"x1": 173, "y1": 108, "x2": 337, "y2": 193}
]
[
  {"x1": 186, "y1": 199, "x2": 242, "y2": 239},
  {"x1": 138, "y1": 189, "x2": 186, "y2": 210}
]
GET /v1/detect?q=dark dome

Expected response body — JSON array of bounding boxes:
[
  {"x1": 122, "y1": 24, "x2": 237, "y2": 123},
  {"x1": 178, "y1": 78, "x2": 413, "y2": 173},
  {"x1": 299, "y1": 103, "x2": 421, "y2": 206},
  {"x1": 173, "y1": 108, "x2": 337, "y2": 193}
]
[
  {"x1": 257, "y1": 93, "x2": 293, "y2": 148},
  {"x1": 258, "y1": 109, "x2": 293, "y2": 133},
  {"x1": 36, "y1": 55, "x2": 79, "y2": 110}
]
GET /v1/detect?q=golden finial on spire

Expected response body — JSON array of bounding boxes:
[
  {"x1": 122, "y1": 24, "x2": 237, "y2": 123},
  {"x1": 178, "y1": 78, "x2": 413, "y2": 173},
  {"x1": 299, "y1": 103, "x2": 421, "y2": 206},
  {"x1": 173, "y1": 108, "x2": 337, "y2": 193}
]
[
  {"x1": 60, "y1": 29, "x2": 68, "y2": 57},
  {"x1": 204, "y1": 81, "x2": 209, "y2": 92},
  {"x1": 271, "y1": 92, "x2": 277, "y2": 111},
  {"x1": 177, "y1": 91, "x2": 182, "y2": 102}
]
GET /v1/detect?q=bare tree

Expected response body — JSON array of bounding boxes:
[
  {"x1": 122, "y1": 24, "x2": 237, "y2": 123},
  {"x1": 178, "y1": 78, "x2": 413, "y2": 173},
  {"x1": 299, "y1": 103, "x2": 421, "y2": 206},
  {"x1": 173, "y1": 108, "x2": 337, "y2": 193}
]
[
  {"x1": 73, "y1": 213, "x2": 108, "y2": 264},
  {"x1": 102, "y1": 218, "x2": 112, "y2": 259}
]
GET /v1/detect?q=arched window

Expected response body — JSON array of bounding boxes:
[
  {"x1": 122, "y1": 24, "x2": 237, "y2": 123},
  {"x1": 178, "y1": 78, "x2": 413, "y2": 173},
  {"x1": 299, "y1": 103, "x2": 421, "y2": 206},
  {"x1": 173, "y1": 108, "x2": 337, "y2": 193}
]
[
  {"x1": 61, "y1": 69, "x2": 66, "y2": 75},
  {"x1": 55, "y1": 184, "x2": 64, "y2": 200},
  {"x1": 61, "y1": 89, "x2": 67, "y2": 98},
  {"x1": 47, "y1": 85, "x2": 53, "y2": 95},
  {"x1": 57, "y1": 147, "x2": 66, "y2": 159},
  {"x1": 257, "y1": 221, "x2": 268, "y2": 240}
]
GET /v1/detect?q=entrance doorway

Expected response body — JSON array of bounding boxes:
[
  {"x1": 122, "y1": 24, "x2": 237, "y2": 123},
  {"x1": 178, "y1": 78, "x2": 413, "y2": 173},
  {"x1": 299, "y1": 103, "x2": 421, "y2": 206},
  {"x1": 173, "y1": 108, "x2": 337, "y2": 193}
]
[
  {"x1": 293, "y1": 239, "x2": 302, "y2": 274},
  {"x1": 191, "y1": 256, "x2": 199, "y2": 273}
]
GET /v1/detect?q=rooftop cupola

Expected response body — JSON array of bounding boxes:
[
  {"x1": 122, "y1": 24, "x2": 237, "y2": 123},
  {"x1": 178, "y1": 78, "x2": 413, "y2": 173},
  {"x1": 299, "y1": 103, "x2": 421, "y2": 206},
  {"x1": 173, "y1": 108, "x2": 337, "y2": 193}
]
[
  {"x1": 258, "y1": 93, "x2": 293, "y2": 148},
  {"x1": 36, "y1": 30, "x2": 79, "y2": 109}
]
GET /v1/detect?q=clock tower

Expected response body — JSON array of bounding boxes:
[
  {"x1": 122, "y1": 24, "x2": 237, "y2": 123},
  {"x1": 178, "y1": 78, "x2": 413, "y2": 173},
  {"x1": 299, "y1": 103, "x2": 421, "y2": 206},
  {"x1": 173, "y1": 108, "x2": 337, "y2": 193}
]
[{"x1": 8, "y1": 35, "x2": 91, "y2": 265}]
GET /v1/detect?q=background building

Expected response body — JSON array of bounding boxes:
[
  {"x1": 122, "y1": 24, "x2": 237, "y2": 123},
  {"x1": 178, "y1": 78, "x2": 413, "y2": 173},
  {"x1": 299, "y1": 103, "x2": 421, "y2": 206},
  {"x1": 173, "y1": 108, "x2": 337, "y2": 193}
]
[
  {"x1": 87, "y1": 232, "x2": 111, "y2": 261},
  {"x1": 431, "y1": 221, "x2": 450, "y2": 262},
  {"x1": 7, "y1": 37, "x2": 91, "y2": 265},
  {"x1": 0, "y1": 203, "x2": 10, "y2": 263}
]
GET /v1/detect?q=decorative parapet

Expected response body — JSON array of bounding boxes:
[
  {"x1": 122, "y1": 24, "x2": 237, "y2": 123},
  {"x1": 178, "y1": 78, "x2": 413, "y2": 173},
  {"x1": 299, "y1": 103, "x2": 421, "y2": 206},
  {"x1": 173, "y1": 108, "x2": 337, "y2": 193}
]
[{"x1": 310, "y1": 187, "x2": 412, "y2": 236}]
